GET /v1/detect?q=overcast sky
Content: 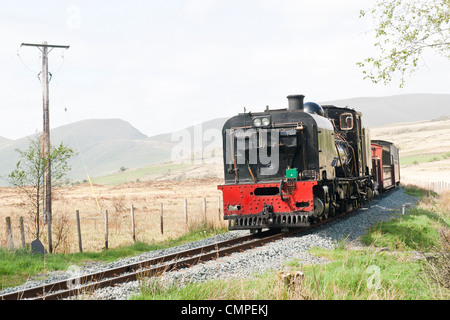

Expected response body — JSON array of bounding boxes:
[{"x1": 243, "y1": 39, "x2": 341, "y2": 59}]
[{"x1": 0, "y1": 0, "x2": 449, "y2": 140}]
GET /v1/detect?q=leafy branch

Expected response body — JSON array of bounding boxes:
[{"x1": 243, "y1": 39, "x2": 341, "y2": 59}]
[{"x1": 358, "y1": 0, "x2": 450, "y2": 87}]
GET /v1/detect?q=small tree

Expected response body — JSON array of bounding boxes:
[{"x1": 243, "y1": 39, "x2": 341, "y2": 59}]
[
  {"x1": 358, "y1": 0, "x2": 450, "y2": 87},
  {"x1": 7, "y1": 133, "x2": 77, "y2": 240}
]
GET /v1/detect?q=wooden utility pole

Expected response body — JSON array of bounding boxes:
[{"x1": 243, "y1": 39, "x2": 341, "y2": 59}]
[{"x1": 20, "y1": 41, "x2": 70, "y2": 254}]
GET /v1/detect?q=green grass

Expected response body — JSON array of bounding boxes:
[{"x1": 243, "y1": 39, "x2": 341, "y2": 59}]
[
  {"x1": 294, "y1": 246, "x2": 436, "y2": 299},
  {"x1": 133, "y1": 273, "x2": 274, "y2": 300},
  {"x1": 361, "y1": 207, "x2": 449, "y2": 251},
  {"x1": 361, "y1": 185, "x2": 448, "y2": 252},
  {"x1": 0, "y1": 222, "x2": 227, "y2": 290},
  {"x1": 0, "y1": 248, "x2": 69, "y2": 289},
  {"x1": 402, "y1": 185, "x2": 438, "y2": 199},
  {"x1": 400, "y1": 152, "x2": 450, "y2": 165},
  {"x1": 132, "y1": 245, "x2": 443, "y2": 300},
  {"x1": 0, "y1": 242, "x2": 163, "y2": 289}
]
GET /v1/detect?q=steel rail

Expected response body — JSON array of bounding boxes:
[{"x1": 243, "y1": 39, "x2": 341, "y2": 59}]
[{"x1": 30, "y1": 231, "x2": 295, "y2": 300}]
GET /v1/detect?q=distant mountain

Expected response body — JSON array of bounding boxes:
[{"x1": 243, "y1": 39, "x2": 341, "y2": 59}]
[
  {"x1": 147, "y1": 117, "x2": 228, "y2": 148},
  {"x1": 0, "y1": 118, "x2": 228, "y2": 185},
  {"x1": 320, "y1": 94, "x2": 450, "y2": 127},
  {"x1": 0, "y1": 136, "x2": 11, "y2": 146}
]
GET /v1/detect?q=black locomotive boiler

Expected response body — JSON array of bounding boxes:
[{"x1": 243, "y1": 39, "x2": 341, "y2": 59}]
[{"x1": 217, "y1": 94, "x2": 398, "y2": 231}]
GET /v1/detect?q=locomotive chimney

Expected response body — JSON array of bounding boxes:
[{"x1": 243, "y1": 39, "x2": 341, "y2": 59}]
[{"x1": 287, "y1": 95, "x2": 305, "y2": 111}]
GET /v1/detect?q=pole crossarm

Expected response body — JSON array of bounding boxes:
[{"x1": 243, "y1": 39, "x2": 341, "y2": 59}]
[{"x1": 21, "y1": 43, "x2": 70, "y2": 49}]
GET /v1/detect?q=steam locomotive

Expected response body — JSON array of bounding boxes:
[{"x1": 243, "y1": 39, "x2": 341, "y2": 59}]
[{"x1": 217, "y1": 94, "x2": 400, "y2": 231}]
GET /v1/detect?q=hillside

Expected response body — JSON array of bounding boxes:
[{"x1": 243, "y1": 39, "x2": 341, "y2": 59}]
[
  {"x1": 0, "y1": 118, "x2": 228, "y2": 185},
  {"x1": 321, "y1": 93, "x2": 449, "y2": 127},
  {"x1": 91, "y1": 116, "x2": 450, "y2": 191},
  {"x1": 370, "y1": 116, "x2": 450, "y2": 190},
  {"x1": 0, "y1": 119, "x2": 171, "y2": 185},
  {"x1": 0, "y1": 137, "x2": 11, "y2": 146}
]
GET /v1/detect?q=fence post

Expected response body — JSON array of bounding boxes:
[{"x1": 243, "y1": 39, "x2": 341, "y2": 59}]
[
  {"x1": 76, "y1": 210, "x2": 83, "y2": 253},
  {"x1": 131, "y1": 205, "x2": 136, "y2": 243},
  {"x1": 218, "y1": 196, "x2": 221, "y2": 221},
  {"x1": 203, "y1": 198, "x2": 207, "y2": 222},
  {"x1": 19, "y1": 217, "x2": 26, "y2": 248},
  {"x1": 184, "y1": 198, "x2": 188, "y2": 226},
  {"x1": 6, "y1": 217, "x2": 14, "y2": 249},
  {"x1": 160, "y1": 203, "x2": 164, "y2": 235},
  {"x1": 104, "y1": 210, "x2": 109, "y2": 250}
]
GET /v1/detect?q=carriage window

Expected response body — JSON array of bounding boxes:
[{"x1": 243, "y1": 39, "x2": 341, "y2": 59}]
[{"x1": 339, "y1": 113, "x2": 353, "y2": 130}]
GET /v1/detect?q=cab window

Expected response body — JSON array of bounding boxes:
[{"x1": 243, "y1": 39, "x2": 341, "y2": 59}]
[{"x1": 340, "y1": 113, "x2": 353, "y2": 130}]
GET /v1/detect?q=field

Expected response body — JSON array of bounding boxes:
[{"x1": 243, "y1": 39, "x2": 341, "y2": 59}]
[
  {"x1": 370, "y1": 116, "x2": 450, "y2": 191},
  {"x1": 0, "y1": 178, "x2": 226, "y2": 253},
  {"x1": 90, "y1": 156, "x2": 223, "y2": 185}
]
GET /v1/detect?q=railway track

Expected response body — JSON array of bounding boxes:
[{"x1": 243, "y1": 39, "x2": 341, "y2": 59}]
[{"x1": 0, "y1": 207, "x2": 356, "y2": 300}]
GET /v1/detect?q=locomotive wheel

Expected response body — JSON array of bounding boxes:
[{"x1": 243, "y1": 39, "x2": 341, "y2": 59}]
[
  {"x1": 365, "y1": 187, "x2": 374, "y2": 201},
  {"x1": 251, "y1": 228, "x2": 262, "y2": 234},
  {"x1": 314, "y1": 197, "x2": 325, "y2": 217},
  {"x1": 345, "y1": 201, "x2": 352, "y2": 213}
]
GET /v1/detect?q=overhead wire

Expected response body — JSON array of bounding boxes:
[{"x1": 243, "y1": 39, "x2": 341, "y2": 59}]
[
  {"x1": 52, "y1": 76, "x2": 104, "y2": 220},
  {"x1": 0, "y1": 48, "x2": 44, "y2": 151},
  {"x1": 16, "y1": 46, "x2": 41, "y2": 76},
  {"x1": 0, "y1": 48, "x2": 36, "y2": 94},
  {"x1": 50, "y1": 50, "x2": 66, "y2": 75},
  {"x1": 0, "y1": 51, "x2": 18, "y2": 74}
]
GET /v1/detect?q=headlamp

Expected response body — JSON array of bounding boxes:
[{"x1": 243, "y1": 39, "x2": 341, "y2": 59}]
[
  {"x1": 252, "y1": 117, "x2": 270, "y2": 127},
  {"x1": 252, "y1": 118, "x2": 262, "y2": 127}
]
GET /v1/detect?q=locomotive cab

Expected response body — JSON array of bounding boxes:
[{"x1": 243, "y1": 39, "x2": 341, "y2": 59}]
[{"x1": 323, "y1": 106, "x2": 373, "y2": 178}]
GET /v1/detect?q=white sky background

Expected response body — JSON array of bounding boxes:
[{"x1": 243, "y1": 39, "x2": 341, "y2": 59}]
[{"x1": 0, "y1": 0, "x2": 449, "y2": 140}]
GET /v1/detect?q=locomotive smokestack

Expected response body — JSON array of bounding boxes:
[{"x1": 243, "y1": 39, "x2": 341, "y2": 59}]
[{"x1": 287, "y1": 95, "x2": 305, "y2": 111}]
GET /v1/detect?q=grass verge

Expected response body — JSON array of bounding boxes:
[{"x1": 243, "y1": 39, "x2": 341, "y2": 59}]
[
  {"x1": 360, "y1": 207, "x2": 449, "y2": 251},
  {"x1": 132, "y1": 243, "x2": 444, "y2": 300},
  {"x1": 400, "y1": 152, "x2": 450, "y2": 165}
]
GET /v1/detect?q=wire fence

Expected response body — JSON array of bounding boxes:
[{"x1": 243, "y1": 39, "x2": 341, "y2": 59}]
[{"x1": 0, "y1": 196, "x2": 225, "y2": 254}]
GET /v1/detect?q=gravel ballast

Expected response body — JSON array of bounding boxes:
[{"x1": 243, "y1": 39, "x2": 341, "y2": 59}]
[{"x1": 0, "y1": 187, "x2": 418, "y2": 300}]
